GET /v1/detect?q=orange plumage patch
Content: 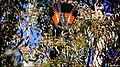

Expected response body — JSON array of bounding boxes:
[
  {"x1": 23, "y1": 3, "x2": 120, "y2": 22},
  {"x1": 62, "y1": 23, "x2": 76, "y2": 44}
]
[
  {"x1": 65, "y1": 13, "x2": 75, "y2": 24},
  {"x1": 52, "y1": 12, "x2": 60, "y2": 25}
]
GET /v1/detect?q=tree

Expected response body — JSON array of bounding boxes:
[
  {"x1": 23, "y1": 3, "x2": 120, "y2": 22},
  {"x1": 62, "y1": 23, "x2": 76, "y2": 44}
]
[{"x1": 0, "y1": 0, "x2": 120, "y2": 66}]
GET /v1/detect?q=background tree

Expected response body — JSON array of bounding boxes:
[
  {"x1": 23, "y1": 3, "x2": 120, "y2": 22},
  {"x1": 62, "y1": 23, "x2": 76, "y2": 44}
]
[{"x1": 0, "y1": 0, "x2": 120, "y2": 67}]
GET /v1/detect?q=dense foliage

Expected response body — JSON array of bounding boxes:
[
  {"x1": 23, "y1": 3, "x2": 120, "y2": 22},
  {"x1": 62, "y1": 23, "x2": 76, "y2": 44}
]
[{"x1": 0, "y1": 0, "x2": 120, "y2": 67}]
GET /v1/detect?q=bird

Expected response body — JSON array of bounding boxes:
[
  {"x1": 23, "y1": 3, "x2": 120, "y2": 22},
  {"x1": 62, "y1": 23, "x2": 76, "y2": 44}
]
[{"x1": 49, "y1": 2, "x2": 78, "y2": 37}]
